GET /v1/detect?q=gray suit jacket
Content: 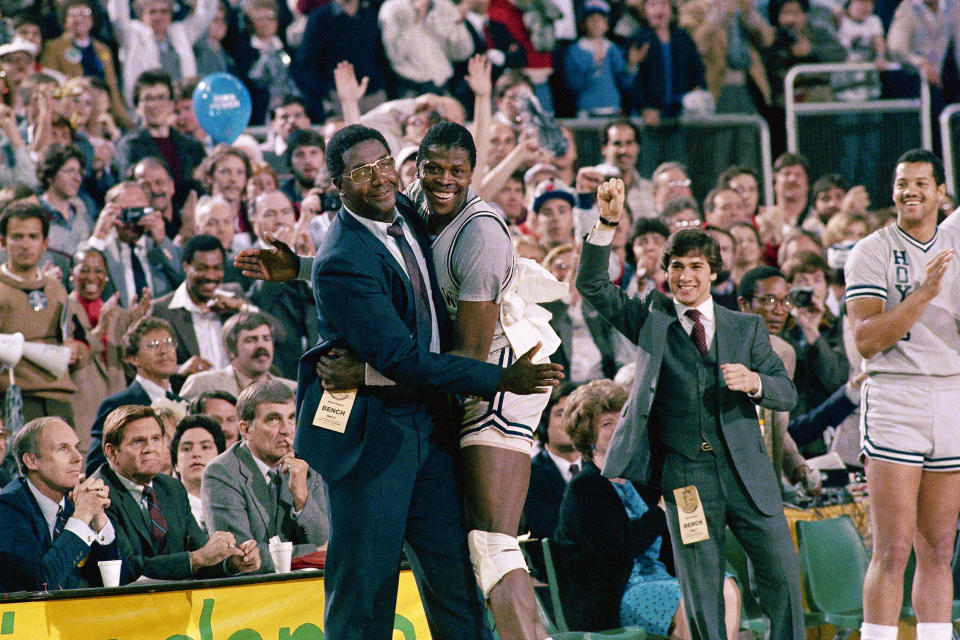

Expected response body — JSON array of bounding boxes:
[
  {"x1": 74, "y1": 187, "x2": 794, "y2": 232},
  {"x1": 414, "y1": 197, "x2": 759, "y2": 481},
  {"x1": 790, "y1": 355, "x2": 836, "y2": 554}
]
[
  {"x1": 201, "y1": 442, "x2": 329, "y2": 572},
  {"x1": 576, "y1": 240, "x2": 797, "y2": 516}
]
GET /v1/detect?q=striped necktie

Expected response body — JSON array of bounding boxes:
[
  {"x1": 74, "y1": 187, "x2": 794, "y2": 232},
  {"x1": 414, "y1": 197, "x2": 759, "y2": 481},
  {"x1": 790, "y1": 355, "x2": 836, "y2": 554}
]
[
  {"x1": 142, "y1": 485, "x2": 168, "y2": 549},
  {"x1": 53, "y1": 504, "x2": 69, "y2": 539}
]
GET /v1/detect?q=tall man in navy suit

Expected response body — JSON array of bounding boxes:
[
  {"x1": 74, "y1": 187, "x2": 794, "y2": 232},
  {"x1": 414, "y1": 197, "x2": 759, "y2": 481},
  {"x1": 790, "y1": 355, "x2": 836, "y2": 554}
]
[
  {"x1": 294, "y1": 125, "x2": 563, "y2": 640},
  {"x1": 0, "y1": 417, "x2": 120, "y2": 592},
  {"x1": 575, "y1": 179, "x2": 804, "y2": 639}
]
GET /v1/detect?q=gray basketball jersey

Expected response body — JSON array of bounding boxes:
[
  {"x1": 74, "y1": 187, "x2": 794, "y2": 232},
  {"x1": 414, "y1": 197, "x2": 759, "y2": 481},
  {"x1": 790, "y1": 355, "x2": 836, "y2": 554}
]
[
  {"x1": 406, "y1": 181, "x2": 518, "y2": 354},
  {"x1": 845, "y1": 223, "x2": 960, "y2": 376}
]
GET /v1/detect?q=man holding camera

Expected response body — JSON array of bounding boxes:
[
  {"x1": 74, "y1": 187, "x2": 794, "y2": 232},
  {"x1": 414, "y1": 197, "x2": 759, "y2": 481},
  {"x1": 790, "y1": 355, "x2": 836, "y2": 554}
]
[
  {"x1": 778, "y1": 251, "x2": 848, "y2": 420},
  {"x1": 81, "y1": 182, "x2": 183, "y2": 308}
]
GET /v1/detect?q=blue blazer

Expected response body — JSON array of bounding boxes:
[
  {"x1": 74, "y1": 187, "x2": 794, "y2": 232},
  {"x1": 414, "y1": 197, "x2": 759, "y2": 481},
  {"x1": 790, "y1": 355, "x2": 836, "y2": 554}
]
[
  {"x1": 84, "y1": 382, "x2": 151, "y2": 477},
  {"x1": 294, "y1": 200, "x2": 502, "y2": 482},
  {"x1": 0, "y1": 478, "x2": 121, "y2": 592},
  {"x1": 628, "y1": 24, "x2": 706, "y2": 116}
]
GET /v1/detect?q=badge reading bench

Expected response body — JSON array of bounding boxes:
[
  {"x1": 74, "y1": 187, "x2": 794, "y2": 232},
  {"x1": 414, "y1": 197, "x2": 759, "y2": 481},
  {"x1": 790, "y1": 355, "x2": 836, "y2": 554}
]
[
  {"x1": 673, "y1": 485, "x2": 710, "y2": 545},
  {"x1": 312, "y1": 389, "x2": 357, "y2": 433}
]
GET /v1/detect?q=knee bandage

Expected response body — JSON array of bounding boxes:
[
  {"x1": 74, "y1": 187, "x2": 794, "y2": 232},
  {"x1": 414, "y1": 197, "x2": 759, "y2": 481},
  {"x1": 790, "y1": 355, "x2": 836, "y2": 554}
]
[{"x1": 467, "y1": 530, "x2": 529, "y2": 599}]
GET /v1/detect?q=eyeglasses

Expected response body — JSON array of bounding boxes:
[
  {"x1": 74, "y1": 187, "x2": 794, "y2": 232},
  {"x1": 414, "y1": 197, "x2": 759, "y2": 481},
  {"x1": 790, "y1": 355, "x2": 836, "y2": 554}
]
[
  {"x1": 666, "y1": 179, "x2": 691, "y2": 188},
  {"x1": 343, "y1": 156, "x2": 396, "y2": 185},
  {"x1": 752, "y1": 295, "x2": 795, "y2": 311},
  {"x1": 142, "y1": 337, "x2": 177, "y2": 352},
  {"x1": 67, "y1": 7, "x2": 93, "y2": 16},
  {"x1": 671, "y1": 219, "x2": 702, "y2": 229}
]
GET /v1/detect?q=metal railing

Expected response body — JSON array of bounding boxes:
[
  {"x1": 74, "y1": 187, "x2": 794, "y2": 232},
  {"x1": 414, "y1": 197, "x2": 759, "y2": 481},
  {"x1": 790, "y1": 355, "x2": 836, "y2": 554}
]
[
  {"x1": 939, "y1": 103, "x2": 960, "y2": 195},
  {"x1": 784, "y1": 61, "x2": 931, "y2": 153}
]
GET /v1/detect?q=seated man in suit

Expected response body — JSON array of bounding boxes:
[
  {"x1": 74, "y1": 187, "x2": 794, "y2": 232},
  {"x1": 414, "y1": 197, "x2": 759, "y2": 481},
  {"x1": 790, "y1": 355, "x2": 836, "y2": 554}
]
[
  {"x1": 92, "y1": 404, "x2": 260, "y2": 581},
  {"x1": 85, "y1": 316, "x2": 185, "y2": 475},
  {"x1": 188, "y1": 390, "x2": 240, "y2": 447},
  {"x1": 81, "y1": 181, "x2": 183, "y2": 308},
  {"x1": 179, "y1": 312, "x2": 296, "y2": 399},
  {"x1": 523, "y1": 382, "x2": 580, "y2": 579},
  {"x1": 170, "y1": 414, "x2": 225, "y2": 530},
  {"x1": 0, "y1": 416, "x2": 119, "y2": 592},
  {"x1": 152, "y1": 233, "x2": 253, "y2": 378},
  {"x1": 203, "y1": 380, "x2": 328, "y2": 572}
]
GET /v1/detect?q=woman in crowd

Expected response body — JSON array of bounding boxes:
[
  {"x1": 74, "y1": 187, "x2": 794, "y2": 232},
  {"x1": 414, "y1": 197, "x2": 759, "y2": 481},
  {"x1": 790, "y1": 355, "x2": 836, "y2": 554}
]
[
  {"x1": 38, "y1": 143, "x2": 97, "y2": 260},
  {"x1": 729, "y1": 220, "x2": 764, "y2": 286},
  {"x1": 553, "y1": 379, "x2": 741, "y2": 638},
  {"x1": 717, "y1": 165, "x2": 762, "y2": 220},
  {"x1": 195, "y1": 144, "x2": 251, "y2": 248},
  {"x1": 67, "y1": 247, "x2": 152, "y2": 448}
]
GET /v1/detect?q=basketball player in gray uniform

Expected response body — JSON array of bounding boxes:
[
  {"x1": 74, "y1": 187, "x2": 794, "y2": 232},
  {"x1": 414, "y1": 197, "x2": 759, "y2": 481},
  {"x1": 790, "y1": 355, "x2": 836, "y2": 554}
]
[
  {"x1": 236, "y1": 122, "x2": 561, "y2": 640},
  {"x1": 845, "y1": 149, "x2": 960, "y2": 640}
]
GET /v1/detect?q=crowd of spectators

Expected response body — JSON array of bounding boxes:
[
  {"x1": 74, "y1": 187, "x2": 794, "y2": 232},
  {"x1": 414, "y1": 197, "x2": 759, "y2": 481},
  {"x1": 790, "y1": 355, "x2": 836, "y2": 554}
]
[{"x1": 0, "y1": 0, "x2": 954, "y2": 634}]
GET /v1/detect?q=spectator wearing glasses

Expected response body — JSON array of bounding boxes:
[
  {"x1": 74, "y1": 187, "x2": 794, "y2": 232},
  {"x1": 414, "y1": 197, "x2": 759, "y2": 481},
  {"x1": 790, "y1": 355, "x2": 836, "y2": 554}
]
[
  {"x1": 650, "y1": 162, "x2": 693, "y2": 217},
  {"x1": 85, "y1": 316, "x2": 183, "y2": 476},
  {"x1": 660, "y1": 197, "x2": 702, "y2": 234},
  {"x1": 736, "y1": 266, "x2": 814, "y2": 485}
]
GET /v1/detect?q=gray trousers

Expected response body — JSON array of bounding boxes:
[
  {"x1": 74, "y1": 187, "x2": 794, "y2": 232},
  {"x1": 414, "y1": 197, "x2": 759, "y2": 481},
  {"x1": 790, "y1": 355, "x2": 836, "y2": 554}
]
[{"x1": 661, "y1": 449, "x2": 805, "y2": 640}]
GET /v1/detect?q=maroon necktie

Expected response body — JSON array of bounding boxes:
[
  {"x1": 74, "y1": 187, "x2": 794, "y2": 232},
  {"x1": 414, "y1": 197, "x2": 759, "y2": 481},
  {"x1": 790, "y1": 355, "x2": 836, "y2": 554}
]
[
  {"x1": 142, "y1": 485, "x2": 168, "y2": 549},
  {"x1": 387, "y1": 218, "x2": 433, "y2": 348},
  {"x1": 685, "y1": 309, "x2": 709, "y2": 356}
]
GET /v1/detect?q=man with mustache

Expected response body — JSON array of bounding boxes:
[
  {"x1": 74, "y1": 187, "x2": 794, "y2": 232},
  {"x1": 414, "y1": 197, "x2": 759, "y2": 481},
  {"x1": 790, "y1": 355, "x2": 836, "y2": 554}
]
[
  {"x1": 202, "y1": 380, "x2": 328, "y2": 573},
  {"x1": 179, "y1": 312, "x2": 296, "y2": 399}
]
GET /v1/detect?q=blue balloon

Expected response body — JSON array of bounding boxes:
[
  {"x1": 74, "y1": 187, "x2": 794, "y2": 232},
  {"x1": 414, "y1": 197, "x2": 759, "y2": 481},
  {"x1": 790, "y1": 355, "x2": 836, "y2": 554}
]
[{"x1": 193, "y1": 73, "x2": 252, "y2": 144}]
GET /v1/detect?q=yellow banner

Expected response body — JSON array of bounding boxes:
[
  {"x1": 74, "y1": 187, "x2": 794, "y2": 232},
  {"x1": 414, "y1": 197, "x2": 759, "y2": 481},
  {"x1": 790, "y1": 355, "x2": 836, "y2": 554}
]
[{"x1": 0, "y1": 571, "x2": 431, "y2": 639}]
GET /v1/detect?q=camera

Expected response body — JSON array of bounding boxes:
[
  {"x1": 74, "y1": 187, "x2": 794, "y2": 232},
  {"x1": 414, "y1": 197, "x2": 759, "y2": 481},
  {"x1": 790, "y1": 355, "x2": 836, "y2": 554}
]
[
  {"x1": 320, "y1": 191, "x2": 341, "y2": 212},
  {"x1": 120, "y1": 206, "x2": 154, "y2": 225},
  {"x1": 789, "y1": 287, "x2": 815, "y2": 308}
]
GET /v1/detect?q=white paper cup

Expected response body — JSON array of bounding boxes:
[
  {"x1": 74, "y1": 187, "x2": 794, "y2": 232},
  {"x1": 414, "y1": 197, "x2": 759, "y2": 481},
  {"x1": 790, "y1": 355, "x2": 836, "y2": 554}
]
[
  {"x1": 269, "y1": 541, "x2": 293, "y2": 573},
  {"x1": 98, "y1": 560, "x2": 122, "y2": 587}
]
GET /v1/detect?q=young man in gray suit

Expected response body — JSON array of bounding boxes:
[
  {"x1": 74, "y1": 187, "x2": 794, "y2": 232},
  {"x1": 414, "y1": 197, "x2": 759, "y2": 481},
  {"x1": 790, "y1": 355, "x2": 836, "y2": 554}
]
[
  {"x1": 575, "y1": 178, "x2": 804, "y2": 639},
  {"x1": 202, "y1": 380, "x2": 328, "y2": 572}
]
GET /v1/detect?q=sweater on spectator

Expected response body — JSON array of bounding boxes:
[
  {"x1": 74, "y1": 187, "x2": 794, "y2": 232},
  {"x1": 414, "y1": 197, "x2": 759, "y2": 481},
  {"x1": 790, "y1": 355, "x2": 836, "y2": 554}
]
[
  {"x1": 628, "y1": 24, "x2": 706, "y2": 117},
  {"x1": 0, "y1": 269, "x2": 77, "y2": 402},
  {"x1": 565, "y1": 37, "x2": 634, "y2": 114}
]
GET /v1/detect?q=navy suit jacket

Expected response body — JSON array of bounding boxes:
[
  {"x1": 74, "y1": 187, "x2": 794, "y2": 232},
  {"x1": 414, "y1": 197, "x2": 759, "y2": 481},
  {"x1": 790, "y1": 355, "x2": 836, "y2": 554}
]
[
  {"x1": 0, "y1": 478, "x2": 120, "y2": 592},
  {"x1": 92, "y1": 464, "x2": 225, "y2": 582},
  {"x1": 84, "y1": 382, "x2": 151, "y2": 477},
  {"x1": 294, "y1": 199, "x2": 502, "y2": 482},
  {"x1": 523, "y1": 449, "x2": 569, "y2": 578}
]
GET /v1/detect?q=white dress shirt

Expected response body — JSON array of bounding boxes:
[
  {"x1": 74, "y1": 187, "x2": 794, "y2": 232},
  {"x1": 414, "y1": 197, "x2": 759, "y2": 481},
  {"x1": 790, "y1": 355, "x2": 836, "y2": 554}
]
[
  {"x1": 344, "y1": 206, "x2": 441, "y2": 352},
  {"x1": 27, "y1": 479, "x2": 115, "y2": 546},
  {"x1": 167, "y1": 282, "x2": 229, "y2": 369}
]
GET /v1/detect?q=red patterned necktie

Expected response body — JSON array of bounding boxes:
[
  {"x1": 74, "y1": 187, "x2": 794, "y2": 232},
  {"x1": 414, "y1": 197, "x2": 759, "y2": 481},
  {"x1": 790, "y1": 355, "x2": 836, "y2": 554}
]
[
  {"x1": 685, "y1": 309, "x2": 709, "y2": 356},
  {"x1": 142, "y1": 485, "x2": 168, "y2": 549}
]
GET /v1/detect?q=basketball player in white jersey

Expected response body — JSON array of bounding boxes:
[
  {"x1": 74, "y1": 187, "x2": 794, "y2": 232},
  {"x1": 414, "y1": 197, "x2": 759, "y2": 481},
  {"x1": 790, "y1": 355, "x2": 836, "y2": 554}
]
[{"x1": 845, "y1": 149, "x2": 960, "y2": 640}]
